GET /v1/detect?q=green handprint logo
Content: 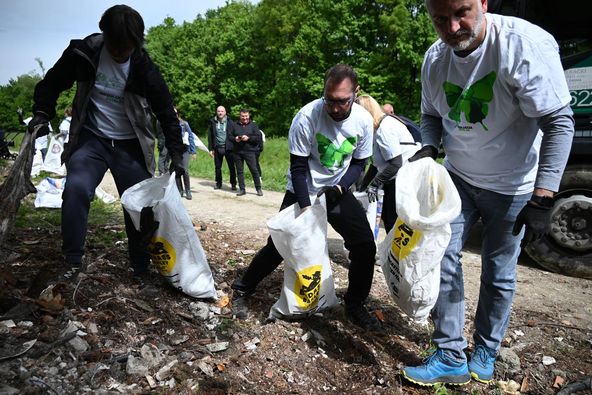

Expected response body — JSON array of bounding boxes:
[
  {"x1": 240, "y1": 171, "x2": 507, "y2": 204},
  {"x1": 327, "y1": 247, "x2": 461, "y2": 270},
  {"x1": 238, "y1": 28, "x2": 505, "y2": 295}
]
[
  {"x1": 316, "y1": 134, "x2": 357, "y2": 169},
  {"x1": 443, "y1": 71, "x2": 497, "y2": 130}
]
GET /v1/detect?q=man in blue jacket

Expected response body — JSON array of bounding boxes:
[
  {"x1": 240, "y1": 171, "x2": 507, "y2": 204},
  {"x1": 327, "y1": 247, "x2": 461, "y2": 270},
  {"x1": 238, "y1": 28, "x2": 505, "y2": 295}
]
[{"x1": 28, "y1": 5, "x2": 185, "y2": 278}]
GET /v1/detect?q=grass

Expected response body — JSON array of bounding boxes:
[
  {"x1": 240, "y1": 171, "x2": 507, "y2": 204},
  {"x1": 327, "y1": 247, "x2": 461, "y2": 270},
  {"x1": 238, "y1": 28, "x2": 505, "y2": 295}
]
[{"x1": 187, "y1": 137, "x2": 290, "y2": 192}]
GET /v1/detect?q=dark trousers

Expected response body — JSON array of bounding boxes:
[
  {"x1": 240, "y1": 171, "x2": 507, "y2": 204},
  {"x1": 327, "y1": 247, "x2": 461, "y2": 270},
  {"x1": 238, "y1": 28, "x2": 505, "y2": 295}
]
[
  {"x1": 62, "y1": 131, "x2": 151, "y2": 268},
  {"x1": 175, "y1": 151, "x2": 191, "y2": 193},
  {"x1": 214, "y1": 146, "x2": 236, "y2": 187},
  {"x1": 382, "y1": 180, "x2": 396, "y2": 234},
  {"x1": 235, "y1": 151, "x2": 261, "y2": 191},
  {"x1": 233, "y1": 190, "x2": 376, "y2": 305},
  {"x1": 255, "y1": 151, "x2": 262, "y2": 178}
]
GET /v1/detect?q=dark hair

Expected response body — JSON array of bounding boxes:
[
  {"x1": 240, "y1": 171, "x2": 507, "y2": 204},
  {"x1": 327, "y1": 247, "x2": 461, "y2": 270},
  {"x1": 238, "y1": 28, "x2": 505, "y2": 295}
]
[
  {"x1": 324, "y1": 64, "x2": 358, "y2": 91},
  {"x1": 99, "y1": 5, "x2": 145, "y2": 50},
  {"x1": 239, "y1": 108, "x2": 250, "y2": 114}
]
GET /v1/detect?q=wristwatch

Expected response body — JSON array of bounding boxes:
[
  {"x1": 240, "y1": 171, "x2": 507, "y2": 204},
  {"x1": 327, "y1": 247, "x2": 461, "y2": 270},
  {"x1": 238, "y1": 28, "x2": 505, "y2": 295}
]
[{"x1": 530, "y1": 194, "x2": 554, "y2": 208}]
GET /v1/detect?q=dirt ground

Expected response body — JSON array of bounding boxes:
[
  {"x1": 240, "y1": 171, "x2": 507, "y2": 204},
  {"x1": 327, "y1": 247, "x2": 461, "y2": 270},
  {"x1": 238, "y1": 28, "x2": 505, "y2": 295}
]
[{"x1": 0, "y1": 172, "x2": 590, "y2": 394}]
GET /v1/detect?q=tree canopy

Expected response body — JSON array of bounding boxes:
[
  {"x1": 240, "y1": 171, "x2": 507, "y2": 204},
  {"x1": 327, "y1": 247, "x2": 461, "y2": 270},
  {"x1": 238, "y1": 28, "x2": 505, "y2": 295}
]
[{"x1": 0, "y1": 0, "x2": 436, "y2": 136}]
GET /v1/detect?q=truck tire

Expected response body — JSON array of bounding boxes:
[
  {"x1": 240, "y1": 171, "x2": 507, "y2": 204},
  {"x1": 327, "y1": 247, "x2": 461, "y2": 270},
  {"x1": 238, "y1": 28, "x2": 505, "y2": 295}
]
[{"x1": 525, "y1": 165, "x2": 592, "y2": 279}]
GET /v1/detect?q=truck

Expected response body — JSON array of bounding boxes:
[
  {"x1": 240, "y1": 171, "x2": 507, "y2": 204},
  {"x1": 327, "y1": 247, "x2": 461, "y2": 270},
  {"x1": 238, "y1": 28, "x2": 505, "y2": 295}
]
[{"x1": 492, "y1": 0, "x2": 592, "y2": 278}]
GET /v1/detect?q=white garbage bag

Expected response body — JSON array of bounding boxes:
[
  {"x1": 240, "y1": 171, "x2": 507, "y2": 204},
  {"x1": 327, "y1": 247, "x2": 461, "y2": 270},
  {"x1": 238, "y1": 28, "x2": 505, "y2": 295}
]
[
  {"x1": 31, "y1": 148, "x2": 43, "y2": 177},
  {"x1": 121, "y1": 173, "x2": 217, "y2": 299},
  {"x1": 95, "y1": 186, "x2": 117, "y2": 204},
  {"x1": 34, "y1": 177, "x2": 66, "y2": 208},
  {"x1": 353, "y1": 190, "x2": 384, "y2": 241},
  {"x1": 41, "y1": 135, "x2": 66, "y2": 176},
  {"x1": 268, "y1": 195, "x2": 339, "y2": 319},
  {"x1": 378, "y1": 158, "x2": 461, "y2": 323}
]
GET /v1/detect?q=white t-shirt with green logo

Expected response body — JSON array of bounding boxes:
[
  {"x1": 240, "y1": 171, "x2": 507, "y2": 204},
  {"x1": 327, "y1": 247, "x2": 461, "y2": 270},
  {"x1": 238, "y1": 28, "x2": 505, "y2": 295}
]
[
  {"x1": 373, "y1": 115, "x2": 420, "y2": 178},
  {"x1": 286, "y1": 99, "x2": 373, "y2": 194},
  {"x1": 421, "y1": 13, "x2": 571, "y2": 194}
]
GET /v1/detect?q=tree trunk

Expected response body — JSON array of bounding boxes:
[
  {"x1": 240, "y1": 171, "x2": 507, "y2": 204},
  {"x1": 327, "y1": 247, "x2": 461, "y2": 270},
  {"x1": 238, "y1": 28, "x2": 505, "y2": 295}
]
[{"x1": 0, "y1": 131, "x2": 37, "y2": 246}]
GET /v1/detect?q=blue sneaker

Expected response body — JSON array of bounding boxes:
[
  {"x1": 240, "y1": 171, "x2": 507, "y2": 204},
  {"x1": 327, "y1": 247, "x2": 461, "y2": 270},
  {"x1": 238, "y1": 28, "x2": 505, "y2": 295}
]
[
  {"x1": 402, "y1": 349, "x2": 471, "y2": 386},
  {"x1": 469, "y1": 345, "x2": 497, "y2": 383}
]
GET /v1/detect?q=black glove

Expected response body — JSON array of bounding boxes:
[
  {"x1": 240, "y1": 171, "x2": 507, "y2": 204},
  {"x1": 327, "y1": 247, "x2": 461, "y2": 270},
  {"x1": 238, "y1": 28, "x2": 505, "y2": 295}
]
[
  {"x1": 169, "y1": 152, "x2": 185, "y2": 176},
  {"x1": 408, "y1": 145, "x2": 438, "y2": 162},
  {"x1": 27, "y1": 114, "x2": 50, "y2": 137},
  {"x1": 139, "y1": 206, "x2": 160, "y2": 248},
  {"x1": 317, "y1": 185, "x2": 343, "y2": 205},
  {"x1": 512, "y1": 201, "x2": 552, "y2": 247},
  {"x1": 367, "y1": 184, "x2": 380, "y2": 203}
]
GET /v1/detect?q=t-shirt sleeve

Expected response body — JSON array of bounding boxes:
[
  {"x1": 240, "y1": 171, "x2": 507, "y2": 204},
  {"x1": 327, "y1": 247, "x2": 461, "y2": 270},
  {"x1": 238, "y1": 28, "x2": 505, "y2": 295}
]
[
  {"x1": 511, "y1": 35, "x2": 571, "y2": 117},
  {"x1": 420, "y1": 52, "x2": 441, "y2": 117},
  {"x1": 376, "y1": 118, "x2": 403, "y2": 161},
  {"x1": 288, "y1": 111, "x2": 313, "y2": 157},
  {"x1": 353, "y1": 117, "x2": 373, "y2": 159}
]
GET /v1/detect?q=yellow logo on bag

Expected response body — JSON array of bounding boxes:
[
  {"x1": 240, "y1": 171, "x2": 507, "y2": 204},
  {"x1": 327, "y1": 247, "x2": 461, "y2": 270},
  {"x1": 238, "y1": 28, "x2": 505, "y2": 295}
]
[
  {"x1": 147, "y1": 236, "x2": 176, "y2": 274},
  {"x1": 391, "y1": 218, "x2": 422, "y2": 261},
  {"x1": 293, "y1": 265, "x2": 322, "y2": 309}
]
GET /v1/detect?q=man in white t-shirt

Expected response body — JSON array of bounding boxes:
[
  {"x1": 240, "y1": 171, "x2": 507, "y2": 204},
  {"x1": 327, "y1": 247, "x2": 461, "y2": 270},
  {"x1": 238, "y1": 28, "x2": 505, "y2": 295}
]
[
  {"x1": 231, "y1": 64, "x2": 381, "y2": 331},
  {"x1": 28, "y1": 5, "x2": 185, "y2": 280},
  {"x1": 402, "y1": 0, "x2": 574, "y2": 387}
]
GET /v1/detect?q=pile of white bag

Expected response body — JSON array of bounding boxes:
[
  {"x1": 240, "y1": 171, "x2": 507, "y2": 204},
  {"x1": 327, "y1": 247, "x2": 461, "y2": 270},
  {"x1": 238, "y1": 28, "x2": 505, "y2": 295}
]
[
  {"x1": 378, "y1": 158, "x2": 461, "y2": 323},
  {"x1": 121, "y1": 174, "x2": 217, "y2": 299}
]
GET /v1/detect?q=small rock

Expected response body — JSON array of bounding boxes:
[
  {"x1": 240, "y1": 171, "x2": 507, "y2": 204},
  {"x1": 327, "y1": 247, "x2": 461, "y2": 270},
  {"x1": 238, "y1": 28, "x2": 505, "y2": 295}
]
[
  {"x1": 200, "y1": 223, "x2": 207, "y2": 231},
  {"x1": 126, "y1": 355, "x2": 149, "y2": 376},
  {"x1": 170, "y1": 335, "x2": 190, "y2": 346},
  {"x1": 189, "y1": 302, "x2": 210, "y2": 320},
  {"x1": 48, "y1": 367, "x2": 59, "y2": 375},
  {"x1": 496, "y1": 379, "x2": 521, "y2": 395},
  {"x1": 542, "y1": 356, "x2": 556, "y2": 366},
  {"x1": 155, "y1": 359, "x2": 178, "y2": 381},
  {"x1": 87, "y1": 322, "x2": 99, "y2": 334},
  {"x1": 0, "y1": 320, "x2": 15, "y2": 328},
  {"x1": 0, "y1": 385, "x2": 19, "y2": 395},
  {"x1": 17, "y1": 321, "x2": 34, "y2": 328},
  {"x1": 301, "y1": 332, "x2": 312, "y2": 342},
  {"x1": 498, "y1": 347, "x2": 521, "y2": 372},
  {"x1": 241, "y1": 249, "x2": 256, "y2": 255},
  {"x1": 68, "y1": 336, "x2": 90, "y2": 352},
  {"x1": 146, "y1": 374, "x2": 157, "y2": 388},
  {"x1": 206, "y1": 342, "x2": 229, "y2": 353},
  {"x1": 140, "y1": 344, "x2": 164, "y2": 368},
  {"x1": 198, "y1": 361, "x2": 214, "y2": 377}
]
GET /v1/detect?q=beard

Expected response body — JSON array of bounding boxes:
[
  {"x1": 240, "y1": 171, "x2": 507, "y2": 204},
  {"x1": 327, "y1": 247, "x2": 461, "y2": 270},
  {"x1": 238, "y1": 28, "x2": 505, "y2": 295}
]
[{"x1": 445, "y1": 7, "x2": 485, "y2": 51}]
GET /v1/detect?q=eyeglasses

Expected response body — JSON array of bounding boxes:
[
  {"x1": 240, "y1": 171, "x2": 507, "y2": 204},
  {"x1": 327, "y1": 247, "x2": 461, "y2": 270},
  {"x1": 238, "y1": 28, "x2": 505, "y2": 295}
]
[{"x1": 322, "y1": 95, "x2": 355, "y2": 107}]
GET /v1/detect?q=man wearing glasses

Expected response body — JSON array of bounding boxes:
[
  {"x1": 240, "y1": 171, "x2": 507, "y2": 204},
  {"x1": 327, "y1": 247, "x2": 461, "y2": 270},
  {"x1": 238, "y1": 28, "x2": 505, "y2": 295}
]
[{"x1": 231, "y1": 64, "x2": 381, "y2": 331}]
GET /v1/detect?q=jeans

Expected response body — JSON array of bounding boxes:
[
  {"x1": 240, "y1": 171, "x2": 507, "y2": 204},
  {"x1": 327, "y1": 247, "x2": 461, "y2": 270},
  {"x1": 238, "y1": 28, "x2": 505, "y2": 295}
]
[
  {"x1": 175, "y1": 150, "x2": 191, "y2": 193},
  {"x1": 233, "y1": 190, "x2": 376, "y2": 305},
  {"x1": 62, "y1": 131, "x2": 151, "y2": 268},
  {"x1": 214, "y1": 146, "x2": 236, "y2": 187},
  {"x1": 431, "y1": 173, "x2": 529, "y2": 361}
]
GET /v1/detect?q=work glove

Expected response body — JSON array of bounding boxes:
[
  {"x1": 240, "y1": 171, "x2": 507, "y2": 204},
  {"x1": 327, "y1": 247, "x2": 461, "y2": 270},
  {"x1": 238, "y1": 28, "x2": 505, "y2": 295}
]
[
  {"x1": 27, "y1": 113, "x2": 50, "y2": 137},
  {"x1": 169, "y1": 151, "x2": 185, "y2": 177},
  {"x1": 512, "y1": 201, "x2": 552, "y2": 247},
  {"x1": 366, "y1": 184, "x2": 380, "y2": 203},
  {"x1": 317, "y1": 185, "x2": 343, "y2": 205},
  {"x1": 408, "y1": 145, "x2": 438, "y2": 162},
  {"x1": 139, "y1": 206, "x2": 160, "y2": 248}
]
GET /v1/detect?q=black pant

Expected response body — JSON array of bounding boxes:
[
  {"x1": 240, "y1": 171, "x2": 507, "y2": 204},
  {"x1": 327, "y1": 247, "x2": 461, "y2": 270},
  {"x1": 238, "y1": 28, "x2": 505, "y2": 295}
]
[
  {"x1": 214, "y1": 146, "x2": 236, "y2": 187},
  {"x1": 235, "y1": 151, "x2": 261, "y2": 191},
  {"x1": 62, "y1": 131, "x2": 151, "y2": 268},
  {"x1": 382, "y1": 179, "x2": 396, "y2": 234},
  {"x1": 233, "y1": 190, "x2": 376, "y2": 305},
  {"x1": 175, "y1": 151, "x2": 191, "y2": 193}
]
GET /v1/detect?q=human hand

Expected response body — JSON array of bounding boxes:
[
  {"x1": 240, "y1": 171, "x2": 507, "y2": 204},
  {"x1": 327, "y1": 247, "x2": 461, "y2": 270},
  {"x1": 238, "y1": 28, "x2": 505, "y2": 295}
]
[
  {"x1": 367, "y1": 184, "x2": 379, "y2": 203},
  {"x1": 235, "y1": 136, "x2": 241, "y2": 142},
  {"x1": 16, "y1": 107, "x2": 23, "y2": 116},
  {"x1": 241, "y1": 135, "x2": 249, "y2": 141},
  {"x1": 209, "y1": 150, "x2": 214, "y2": 158},
  {"x1": 408, "y1": 145, "x2": 438, "y2": 162},
  {"x1": 169, "y1": 152, "x2": 185, "y2": 176},
  {"x1": 512, "y1": 200, "x2": 552, "y2": 247},
  {"x1": 317, "y1": 185, "x2": 343, "y2": 205},
  {"x1": 27, "y1": 113, "x2": 50, "y2": 137}
]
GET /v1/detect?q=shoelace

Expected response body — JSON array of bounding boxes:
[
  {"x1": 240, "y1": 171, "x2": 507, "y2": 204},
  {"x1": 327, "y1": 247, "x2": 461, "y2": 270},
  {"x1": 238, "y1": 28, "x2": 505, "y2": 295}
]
[
  {"x1": 422, "y1": 349, "x2": 444, "y2": 365},
  {"x1": 473, "y1": 346, "x2": 494, "y2": 367}
]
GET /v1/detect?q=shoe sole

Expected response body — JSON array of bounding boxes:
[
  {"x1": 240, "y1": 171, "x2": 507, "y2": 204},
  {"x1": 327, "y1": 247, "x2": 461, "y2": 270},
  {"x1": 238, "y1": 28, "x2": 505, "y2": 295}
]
[
  {"x1": 401, "y1": 370, "x2": 471, "y2": 387},
  {"x1": 470, "y1": 371, "x2": 493, "y2": 384}
]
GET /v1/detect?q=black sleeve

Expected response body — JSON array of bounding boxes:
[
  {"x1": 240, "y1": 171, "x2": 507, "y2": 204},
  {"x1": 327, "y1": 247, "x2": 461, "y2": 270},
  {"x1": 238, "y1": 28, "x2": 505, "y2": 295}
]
[
  {"x1": 371, "y1": 155, "x2": 403, "y2": 186},
  {"x1": 33, "y1": 42, "x2": 79, "y2": 120},
  {"x1": 290, "y1": 154, "x2": 311, "y2": 208},
  {"x1": 337, "y1": 157, "x2": 367, "y2": 190},
  {"x1": 247, "y1": 123, "x2": 261, "y2": 145}
]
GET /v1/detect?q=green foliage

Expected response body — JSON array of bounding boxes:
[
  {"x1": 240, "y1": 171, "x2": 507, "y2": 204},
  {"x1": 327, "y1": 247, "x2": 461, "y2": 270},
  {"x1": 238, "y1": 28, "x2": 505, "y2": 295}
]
[{"x1": 186, "y1": 136, "x2": 289, "y2": 192}]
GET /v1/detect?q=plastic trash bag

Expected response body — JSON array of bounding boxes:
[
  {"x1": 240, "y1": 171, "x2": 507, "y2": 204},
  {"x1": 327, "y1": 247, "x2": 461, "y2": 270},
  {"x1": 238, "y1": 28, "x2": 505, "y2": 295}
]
[
  {"x1": 34, "y1": 177, "x2": 66, "y2": 208},
  {"x1": 121, "y1": 173, "x2": 216, "y2": 299},
  {"x1": 41, "y1": 135, "x2": 66, "y2": 176},
  {"x1": 267, "y1": 195, "x2": 339, "y2": 319},
  {"x1": 353, "y1": 190, "x2": 384, "y2": 241},
  {"x1": 378, "y1": 158, "x2": 461, "y2": 323}
]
